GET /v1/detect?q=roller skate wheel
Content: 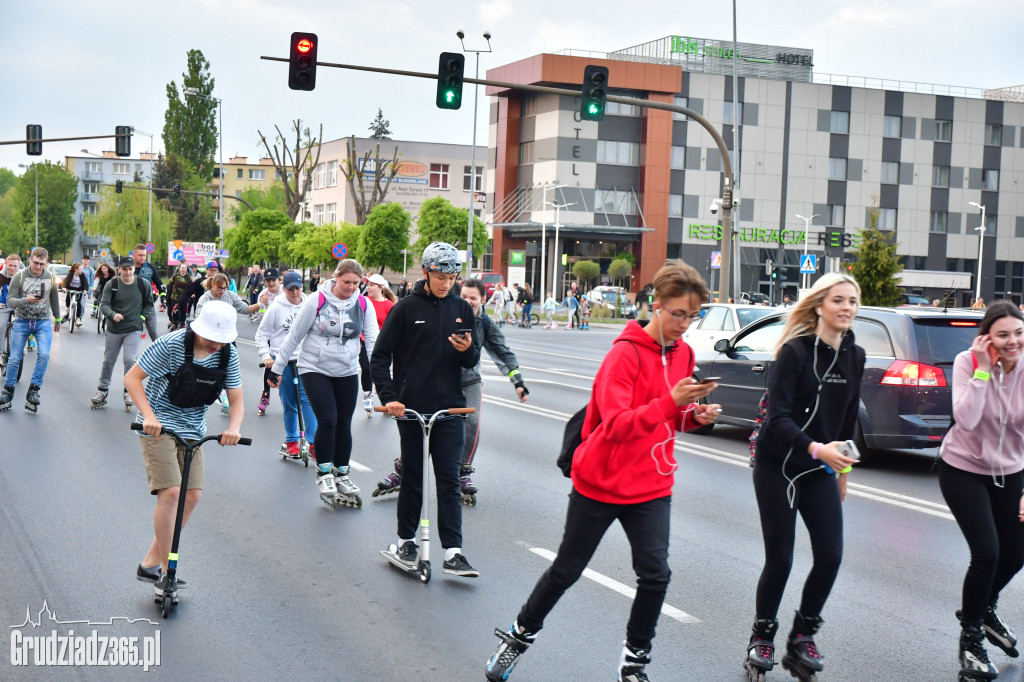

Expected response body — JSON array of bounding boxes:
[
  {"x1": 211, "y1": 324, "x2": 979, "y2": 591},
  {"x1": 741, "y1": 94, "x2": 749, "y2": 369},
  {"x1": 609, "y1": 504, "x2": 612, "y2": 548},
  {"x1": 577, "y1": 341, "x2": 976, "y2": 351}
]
[
  {"x1": 461, "y1": 493, "x2": 476, "y2": 506},
  {"x1": 744, "y1": 661, "x2": 767, "y2": 682}
]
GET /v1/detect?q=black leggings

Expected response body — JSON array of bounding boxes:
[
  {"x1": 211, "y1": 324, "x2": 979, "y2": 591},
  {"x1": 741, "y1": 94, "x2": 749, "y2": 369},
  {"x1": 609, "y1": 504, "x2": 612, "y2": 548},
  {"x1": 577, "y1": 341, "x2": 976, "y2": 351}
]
[
  {"x1": 752, "y1": 465, "x2": 843, "y2": 619},
  {"x1": 300, "y1": 373, "x2": 358, "y2": 468},
  {"x1": 939, "y1": 460, "x2": 1024, "y2": 625},
  {"x1": 358, "y1": 340, "x2": 372, "y2": 393}
]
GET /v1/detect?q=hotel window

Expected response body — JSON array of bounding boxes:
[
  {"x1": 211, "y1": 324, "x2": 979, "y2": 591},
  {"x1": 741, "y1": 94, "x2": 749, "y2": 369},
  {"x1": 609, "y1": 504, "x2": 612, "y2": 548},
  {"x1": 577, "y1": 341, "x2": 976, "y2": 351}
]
[
  {"x1": 668, "y1": 194, "x2": 683, "y2": 217},
  {"x1": 518, "y1": 142, "x2": 534, "y2": 165},
  {"x1": 930, "y1": 211, "x2": 948, "y2": 233},
  {"x1": 596, "y1": 140, "x2": 640, "y2": 165},
  {"x1": 723, "y1": 101, "x2": 743, "y2": 125},
  {"x1": 935, "y1": 120, "x2": 952, "y2": 142},
  {"x1": 429, "y1": 163, "x2": 450, "y2": 189},
  {"x1": 877, "y1": 208, "x2": 897, "y2": 230},
  {"x1": 881, "y1": 161, "x2": 899, "y2": 184},
  {"x1": 113, "y1": 162, "x2": 130, "y2": 175},
  {"x1": 670, "y1": 146, "x2": 685, "y2": 169},
  {"x1": 325, "y1": 203, "x2": 337, "y2": 224},
  {"x1": 520, "y1": 95, "x2": 536, "y2": 118},
  {"x1": 672, "y1": 96, "x2": 688, "y2": 121},
  {"x1": 983, "y1": 169, "x2": 999, "y2": 191},
  {"x1": 313, "y1": 204, "x2": 324, "y2": 225},
  {"x1": 828, "y1": 204, "x2": 845, "y2": 226},
  {"x1": 932, "y1": 165, "x2": 950, "y2": 187},
  {"x1": 829, "y1": 158, "x2": 847, "y2": 181},
  {"x1": 463, "y1": 166, "x2": 483, "y2": 191},
  {"x1": 829, "y1": 111, "x2": 850, "y2": 134},
  {"x1": 594, "y1": 189, "x2": 638, "y2": 215},
  {"x1": 986, "y1": 124, "x2": 1002, "y2": 146},
  {"x1": 248, "y1": 169, "x2": 265, "y2": 181},
  {"x1": 328, "y1": 160, "x2": 338, "y2": 186},
  {"x1": 606, "y1": 101, "x2": 639, "y2": 116},
  {"x1": 883, "y1": 115, "x2": 902, "y2": 138}
]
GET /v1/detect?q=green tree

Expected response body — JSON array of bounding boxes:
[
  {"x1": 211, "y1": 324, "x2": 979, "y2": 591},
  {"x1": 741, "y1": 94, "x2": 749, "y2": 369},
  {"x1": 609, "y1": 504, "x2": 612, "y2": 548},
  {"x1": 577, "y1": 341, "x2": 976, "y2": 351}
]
[
  {"x1": 0, "y1": 168, "x2": 17, "y2": 196},
  {"x1": 84, "y1": 183, "x2": 175, "y2": 262},
  {"x1": 368, "y1": 108, "x2": 393, "y2": 139},
  {"x1": 152, "y1": 153, "x2": 218, "y2": 243},
  {"x1": 850, "y1": 202, "x2": 903, "y2": 306},
  {"x1": 608, "y1": 258, "x2": 633, "y2": 287},
  {"x1": 359, "y1": 202, "x2": 410, "y2": 273},
  {"x1": 228, "y1": 184, "x2": 287, "y2": 225},
  {"x1": 0, "y1": 187, "x2": 31, "y2": 256},
  {"x1": 285, "y1": 222, "x2": 362, "y2": 269},
  {"x1": 412, "y1": 196, "x2": 489, "y2": 258},
  {"x1": 572, "y1": 260, "x2": 600, "y2": 290},
  {"x1": 12, "y1": 162, "x2": 78, "y2": 257},
  {"x1": 223, "y1": 208, "x2": 294, "y2": 268},
  {"x1": 162, "y1": 50, "x2": 218, "y2": 181}
]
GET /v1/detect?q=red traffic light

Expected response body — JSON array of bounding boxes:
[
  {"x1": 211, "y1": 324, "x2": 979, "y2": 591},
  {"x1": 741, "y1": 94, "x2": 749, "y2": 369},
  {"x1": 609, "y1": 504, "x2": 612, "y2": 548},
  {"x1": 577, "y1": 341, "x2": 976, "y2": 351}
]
[
  {"x1": 296, "y1": 38, "x2": 313, "y2": 53},
  {"x1": 289, "y1": 32, "x2": 318, "y2": 91}
]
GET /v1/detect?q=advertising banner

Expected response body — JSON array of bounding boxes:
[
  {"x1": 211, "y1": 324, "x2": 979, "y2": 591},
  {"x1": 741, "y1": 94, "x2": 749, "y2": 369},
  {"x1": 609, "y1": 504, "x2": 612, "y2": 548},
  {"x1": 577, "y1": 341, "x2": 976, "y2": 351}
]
[{"x1": 167, "y1": 242, "x2": 218, "y2": 266}]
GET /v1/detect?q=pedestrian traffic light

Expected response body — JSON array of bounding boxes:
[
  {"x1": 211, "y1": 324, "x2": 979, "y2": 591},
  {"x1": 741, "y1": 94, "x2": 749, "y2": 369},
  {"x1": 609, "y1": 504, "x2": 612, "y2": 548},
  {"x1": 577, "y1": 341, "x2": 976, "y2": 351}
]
[
  {"x1": 172, "y1": 183, "x2": 181, "y2": 199},
  {"x1": 580, "y1": 65, "x2": 609, "y2": 121},
  {"x1": 26, "y1": 124, "x2": 42, "y2": 156},
  {"x1": 288, "y1": 32, "x2": 318, "y2": 91},
  {"x1": 115, "y1": 125, "x2": 131, "y2": 157},
  {"x1": 436, "y1": 52, "x2": 465, "y2": 110},
  {"x1": 115, "y1": 180, "x2": 123, "y2": 194}
]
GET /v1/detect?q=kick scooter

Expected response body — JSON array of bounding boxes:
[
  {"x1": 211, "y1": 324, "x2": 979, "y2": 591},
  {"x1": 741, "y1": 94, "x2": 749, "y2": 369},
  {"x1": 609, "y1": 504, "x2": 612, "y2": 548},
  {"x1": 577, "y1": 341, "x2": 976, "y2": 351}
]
[
  {"x1": 130, "y1": 422, "x2": 251, "y2": 617},
  {"x1": 274, "y1": 360, "x2": 310, "y2": 467},
  {"x1": 377, "y1": 406, "x2": 475, "y2": 584}
]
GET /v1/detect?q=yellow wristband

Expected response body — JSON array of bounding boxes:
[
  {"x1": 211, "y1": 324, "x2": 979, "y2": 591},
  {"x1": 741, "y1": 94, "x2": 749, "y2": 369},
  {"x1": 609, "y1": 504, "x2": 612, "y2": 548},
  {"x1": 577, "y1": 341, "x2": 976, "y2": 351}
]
[
  {"x1": 838, "y1": 465, "x2": 853, "y2": 474},
  {"x1": 974, "y1": 370, "x2": 991, "y2": 381}
]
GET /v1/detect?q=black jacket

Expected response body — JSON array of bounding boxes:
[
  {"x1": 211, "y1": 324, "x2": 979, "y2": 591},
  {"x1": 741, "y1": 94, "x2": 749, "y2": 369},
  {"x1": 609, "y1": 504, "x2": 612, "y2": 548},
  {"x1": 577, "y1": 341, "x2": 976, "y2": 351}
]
[
  {"x1": 754, "y1": 332, "x2": 865, "y2": 476},
  {"x1": 370, "y1": 279, "x2": 480, "y2": 413},
  {"x1": 175, "y1": 276, "x2": 208, "y2": 313}
]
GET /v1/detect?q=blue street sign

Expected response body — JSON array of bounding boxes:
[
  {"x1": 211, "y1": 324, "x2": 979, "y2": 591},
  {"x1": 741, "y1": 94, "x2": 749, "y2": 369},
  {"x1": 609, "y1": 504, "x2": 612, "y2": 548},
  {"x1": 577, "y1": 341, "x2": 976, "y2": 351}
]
[
  {"x1": 172, "y1": 249, "x2": 185, "y2": 261},
  {"x1": 710, "y1": 251, "x2": 722, "y2": 269},
  {"x1": 800, "y1": 254, "x2": 817, "y2": 274},
  {"x1": 332, "y1": 242, "x2": 348, "y2": 259}
]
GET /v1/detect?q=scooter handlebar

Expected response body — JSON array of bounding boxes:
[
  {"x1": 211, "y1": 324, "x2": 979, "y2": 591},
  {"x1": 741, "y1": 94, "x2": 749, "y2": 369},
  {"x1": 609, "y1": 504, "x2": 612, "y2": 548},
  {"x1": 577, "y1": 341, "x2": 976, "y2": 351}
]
[{"x1": 130, "y1": 422, "x2": 252, "y2": 446}]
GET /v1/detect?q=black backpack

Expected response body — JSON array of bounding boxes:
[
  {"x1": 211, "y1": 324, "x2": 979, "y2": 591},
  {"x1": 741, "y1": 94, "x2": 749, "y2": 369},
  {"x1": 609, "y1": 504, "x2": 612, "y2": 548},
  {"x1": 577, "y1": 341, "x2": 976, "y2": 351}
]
[{"x1": 165, "y1": 327, "x2": 230, "y2": 408}]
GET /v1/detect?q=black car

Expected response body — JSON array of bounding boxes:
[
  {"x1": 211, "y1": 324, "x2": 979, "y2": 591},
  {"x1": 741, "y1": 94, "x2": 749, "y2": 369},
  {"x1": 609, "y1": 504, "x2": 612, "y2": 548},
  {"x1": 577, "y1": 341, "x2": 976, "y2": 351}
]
[{"x1": 691, "y1": 306, "x2": 985, "y2": 462}]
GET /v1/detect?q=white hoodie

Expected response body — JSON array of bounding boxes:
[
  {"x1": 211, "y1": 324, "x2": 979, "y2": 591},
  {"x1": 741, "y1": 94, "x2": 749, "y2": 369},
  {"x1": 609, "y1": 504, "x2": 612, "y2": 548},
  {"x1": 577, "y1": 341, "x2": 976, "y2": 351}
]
[
  {"x1": 254, "y1": 292, "x2": 307, "y2": 362},
  {"x1": 272, "y1": 281, "x2": 377, "y2": 378}
]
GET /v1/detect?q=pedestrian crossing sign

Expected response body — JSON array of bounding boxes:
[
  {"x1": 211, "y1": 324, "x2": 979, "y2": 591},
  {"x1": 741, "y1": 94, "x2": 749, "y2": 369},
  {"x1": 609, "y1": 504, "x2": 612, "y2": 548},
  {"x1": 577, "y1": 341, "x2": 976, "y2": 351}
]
[{"x1": 800, "y1": 254, "x2": 816, "y2": 274}]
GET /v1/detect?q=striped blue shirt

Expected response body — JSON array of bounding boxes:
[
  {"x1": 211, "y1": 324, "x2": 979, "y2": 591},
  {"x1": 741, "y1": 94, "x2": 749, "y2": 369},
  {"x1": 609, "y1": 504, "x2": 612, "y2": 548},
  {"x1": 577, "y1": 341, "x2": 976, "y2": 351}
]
[{"x1": 134, "y1": 329, "x2": 242, "y2": 440}]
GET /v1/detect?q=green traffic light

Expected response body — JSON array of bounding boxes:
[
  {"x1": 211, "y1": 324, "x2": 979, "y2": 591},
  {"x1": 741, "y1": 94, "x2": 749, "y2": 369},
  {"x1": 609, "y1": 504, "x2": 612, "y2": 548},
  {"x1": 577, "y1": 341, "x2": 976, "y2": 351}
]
[
  {"x1": 588, "y1": 103, "x2": 600, "y2": 115},
  {"x1": 446, "y1": 90, "x2": 457, "y2": 103}
]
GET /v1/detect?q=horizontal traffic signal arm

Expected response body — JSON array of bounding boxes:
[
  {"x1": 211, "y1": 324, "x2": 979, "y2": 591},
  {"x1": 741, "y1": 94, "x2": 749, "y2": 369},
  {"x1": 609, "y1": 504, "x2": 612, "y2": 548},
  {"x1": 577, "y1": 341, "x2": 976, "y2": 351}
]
[{"x1": 98, "y1": 184, "x2": 255, "y2": 211}]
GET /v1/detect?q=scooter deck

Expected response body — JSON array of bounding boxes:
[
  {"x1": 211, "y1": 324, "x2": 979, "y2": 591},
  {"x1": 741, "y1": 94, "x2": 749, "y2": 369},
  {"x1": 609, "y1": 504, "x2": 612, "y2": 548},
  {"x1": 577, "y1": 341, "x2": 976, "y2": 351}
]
[{"x1": 380, "y1": 548, "x2": 419, "y2": 573}]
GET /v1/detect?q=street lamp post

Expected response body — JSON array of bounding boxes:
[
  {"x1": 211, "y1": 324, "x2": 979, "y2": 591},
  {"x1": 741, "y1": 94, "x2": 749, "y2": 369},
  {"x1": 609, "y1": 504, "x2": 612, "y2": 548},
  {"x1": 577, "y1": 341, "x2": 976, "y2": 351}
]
[
  {"x1": 18, "y1": 164, "x2": 38, "y2": 248},
  {"x1": 539, "y1": 183, "x2": 566, "y2": 305},
  {"x1": 457, "y1": 30, "x2": 492, "y2": 277},
  {"x1": 969, "y1": 201, "x2": 987, "y2": 303},
  {"x1": 183, "y1": 87, "x2": 224, "y2": 249},
  {"x1": 132, "y1": 129, "x2": 155, "y2": 261},
  {"x1": 795, "y1": 213, "x2": 819, "y2": 289},
  {"x1": 544, "y1": 198, "x2": 576, "y2": 299}
]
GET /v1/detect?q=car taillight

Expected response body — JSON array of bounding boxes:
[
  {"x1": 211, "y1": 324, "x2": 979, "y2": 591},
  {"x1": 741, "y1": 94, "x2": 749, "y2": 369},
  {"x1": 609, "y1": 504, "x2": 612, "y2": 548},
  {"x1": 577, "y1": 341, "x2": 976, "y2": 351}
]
[{"x1": 880, "y1": 360, "x2": 947, "y2": 387}]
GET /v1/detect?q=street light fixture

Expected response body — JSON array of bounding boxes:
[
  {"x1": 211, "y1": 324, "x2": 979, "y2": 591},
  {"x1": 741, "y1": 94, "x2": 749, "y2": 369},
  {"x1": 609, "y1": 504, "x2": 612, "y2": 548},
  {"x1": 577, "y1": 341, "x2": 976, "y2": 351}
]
[
  {"x1": 795, "y1": 213, "x2": 819, "y2": 289},
  {"x1": 456, "y1": 30, "x2": 492, "y2": 277},
  {"x1": 969, "y1": 201, "x2": 987, "y2": 304},
  {"x1": 543, "y1": 197, "x2": 576, "y2": 299},
  {"x1": 183, "y1": 86, "x2": 224, "y2": 249},
  {"x1": 17, "y1": 163, "x2": 38, "y2": 249},
  {"x1": 539, "y1": 183, "x2": 566, "y2": 304}
]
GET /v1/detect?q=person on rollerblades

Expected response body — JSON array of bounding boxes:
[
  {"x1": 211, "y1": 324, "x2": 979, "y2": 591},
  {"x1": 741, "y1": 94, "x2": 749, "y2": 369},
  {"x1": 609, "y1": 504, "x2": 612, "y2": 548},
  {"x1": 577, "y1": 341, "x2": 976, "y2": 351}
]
[
  {"x1": 91, "y1": 257, "x2": 156, "y2": 410},
  {"x1": 485, "y1": 261, "x2": 720, "y2": 681},
  {"x1": 744, "y1": 273, "x2": 863, "y2": 682},
  {"x1": 0, "y1": 247, "x2": 60, "y2": 414},
  {"x1": 268, "y1": 259, "x2": 377, "y2": 509},
  {"x1": 256, "y1": 271, "x2": 317, "y2": 460},
  {"x1": 940, "y1": 301, "x2": 1024, "y2": 681},
  {"x1": 370, "y1": 242, "x2": 481, "y2": 577},
  {"x1": 124, "y1": 300, "x2": 244, "y2": 601}
]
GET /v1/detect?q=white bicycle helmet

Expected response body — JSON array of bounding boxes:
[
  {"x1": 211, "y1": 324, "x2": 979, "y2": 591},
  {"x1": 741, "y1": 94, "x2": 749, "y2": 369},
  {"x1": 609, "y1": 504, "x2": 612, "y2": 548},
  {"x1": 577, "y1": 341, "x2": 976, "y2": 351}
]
[{"x1": 421, "y1": 242, "x2": 462, "y2": 274}]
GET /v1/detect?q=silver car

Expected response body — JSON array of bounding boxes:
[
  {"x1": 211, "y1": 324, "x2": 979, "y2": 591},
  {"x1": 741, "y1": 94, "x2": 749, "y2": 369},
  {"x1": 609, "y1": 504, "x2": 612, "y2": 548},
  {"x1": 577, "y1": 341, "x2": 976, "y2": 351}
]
[{"x1": 682, "y1": 303, "x2": 777, "y2": 353}]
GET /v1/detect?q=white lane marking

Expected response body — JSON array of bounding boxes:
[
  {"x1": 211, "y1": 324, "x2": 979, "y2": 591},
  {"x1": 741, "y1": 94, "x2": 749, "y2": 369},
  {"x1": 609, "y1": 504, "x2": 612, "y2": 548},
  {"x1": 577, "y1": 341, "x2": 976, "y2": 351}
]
[
  {"x1": 507, "y1": 346, "x2": 602, "y2": 363},
  {"x1": 349, "y1": 460, "x2": 372, "y2": 473},
  {"x1": 529, "y1": 547, "x2": 700, "y2": 624},
  {"x1": 481, "y1": 375, "x2": 592, "y2": 391},
  {"x1": 482, "y1": 395, "x2": 573, "y2": 420},
  {"x1": 518, "y1": 364, "x2": 596, "y2": 381}
]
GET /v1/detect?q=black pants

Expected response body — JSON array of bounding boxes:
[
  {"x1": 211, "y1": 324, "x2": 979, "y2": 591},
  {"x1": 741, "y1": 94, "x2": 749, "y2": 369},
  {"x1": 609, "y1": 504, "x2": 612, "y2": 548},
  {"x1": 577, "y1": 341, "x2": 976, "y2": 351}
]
[
  {"x1": 752, "y1": 466, "x2": 843, "y2": 619},
  {"x1": 358, "y1": 340, "x2": 372, "y2": 393},
  {"x1": 517, "y1": 490, "x2": 671, "y2": 651},
  {"x1": 300, "y1": 373, "x2": 358, "y2": 468},
  {"x1": 396, "y1": 417, "x2": 464, "y2": 548},
  {"x1": 939, "y1": 459, "x2": 1024, "y2": 625}
]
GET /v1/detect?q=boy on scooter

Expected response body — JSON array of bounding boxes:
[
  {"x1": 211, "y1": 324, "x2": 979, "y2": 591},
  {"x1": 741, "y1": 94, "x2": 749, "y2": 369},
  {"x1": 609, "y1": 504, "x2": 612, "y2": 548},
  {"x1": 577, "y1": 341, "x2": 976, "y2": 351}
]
[{"x1": 370, "y1": 242, "x2": 481, "y2": 578}]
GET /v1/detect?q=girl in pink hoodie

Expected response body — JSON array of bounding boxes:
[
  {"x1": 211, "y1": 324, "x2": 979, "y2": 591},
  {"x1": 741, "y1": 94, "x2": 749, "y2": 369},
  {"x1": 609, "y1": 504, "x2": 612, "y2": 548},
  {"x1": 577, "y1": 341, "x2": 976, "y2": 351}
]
[{"x1": 940, "y1": 300, "x2": 1024, "y2": 679}]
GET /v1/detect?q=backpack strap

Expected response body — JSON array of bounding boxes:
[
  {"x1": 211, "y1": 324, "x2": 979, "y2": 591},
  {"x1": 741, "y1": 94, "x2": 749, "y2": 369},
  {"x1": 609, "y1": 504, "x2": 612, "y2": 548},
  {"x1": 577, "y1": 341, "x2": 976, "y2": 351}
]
[
  {"x1": 184, "y1": 326, "x2": 195, "y2": 363},
  {"x1": 316, "y1": 291, "x2": 326, "y2": 316}
]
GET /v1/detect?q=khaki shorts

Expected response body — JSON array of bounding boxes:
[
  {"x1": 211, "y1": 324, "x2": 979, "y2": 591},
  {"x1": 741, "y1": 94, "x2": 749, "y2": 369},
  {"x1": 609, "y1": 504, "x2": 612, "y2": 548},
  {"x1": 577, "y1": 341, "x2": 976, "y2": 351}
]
[{"x1": 140, "y1": 436, "x2": 204, "y2": 494}]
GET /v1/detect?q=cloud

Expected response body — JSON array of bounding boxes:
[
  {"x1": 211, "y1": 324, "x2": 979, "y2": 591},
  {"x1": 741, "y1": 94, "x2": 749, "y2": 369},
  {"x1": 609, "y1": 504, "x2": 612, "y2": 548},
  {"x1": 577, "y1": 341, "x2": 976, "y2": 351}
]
[{"x1": 479, "y1": 0, "x2": 514, "y2": 27}]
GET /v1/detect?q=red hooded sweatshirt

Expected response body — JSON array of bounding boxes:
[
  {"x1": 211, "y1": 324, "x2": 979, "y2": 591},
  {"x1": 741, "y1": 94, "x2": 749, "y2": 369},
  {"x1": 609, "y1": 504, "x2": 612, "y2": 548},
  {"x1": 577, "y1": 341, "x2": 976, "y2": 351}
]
[{"x1": 571, "y1": 320, "x2": 702, "y2": 505}]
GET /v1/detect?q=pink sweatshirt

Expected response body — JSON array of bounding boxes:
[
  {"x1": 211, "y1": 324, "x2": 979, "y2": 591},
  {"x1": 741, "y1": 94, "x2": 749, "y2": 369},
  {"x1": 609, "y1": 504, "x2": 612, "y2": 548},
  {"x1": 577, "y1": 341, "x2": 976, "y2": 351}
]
[{"x1": 942, "y1": 350, "x2": 1024, "y2": 476}]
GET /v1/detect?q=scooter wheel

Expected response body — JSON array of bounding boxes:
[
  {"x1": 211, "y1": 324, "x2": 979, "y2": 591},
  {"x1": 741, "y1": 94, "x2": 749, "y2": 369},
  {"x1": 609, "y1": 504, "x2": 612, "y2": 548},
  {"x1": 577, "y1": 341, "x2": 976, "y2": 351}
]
[
  {"x1": 160, "y1": 594, "x2": 172, "y2": 618},
  {"x1": 419, "y1": 561, "x2": 431, "y2": 583}
]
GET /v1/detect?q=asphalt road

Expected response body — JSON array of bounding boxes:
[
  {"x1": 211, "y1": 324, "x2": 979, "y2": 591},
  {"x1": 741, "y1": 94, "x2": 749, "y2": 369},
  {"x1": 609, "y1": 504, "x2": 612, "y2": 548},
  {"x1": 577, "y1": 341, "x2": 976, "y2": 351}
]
[{"x1": 1, "y1": 311, "x2": 1023, "y2": 681}]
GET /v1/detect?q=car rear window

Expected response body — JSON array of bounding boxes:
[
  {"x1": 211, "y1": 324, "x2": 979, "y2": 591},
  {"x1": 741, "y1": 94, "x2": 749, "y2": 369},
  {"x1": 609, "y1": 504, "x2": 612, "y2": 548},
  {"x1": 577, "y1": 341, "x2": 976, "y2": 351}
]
[
  {"x1": 736, "y1": 307, "x2": 776, "y2": 329},
  {"x1": 480, "y1": 274, "x2": 502, "y2": 283},
  {"x1": 913, "y1": 319, "x2": 980, "y2": 366}
]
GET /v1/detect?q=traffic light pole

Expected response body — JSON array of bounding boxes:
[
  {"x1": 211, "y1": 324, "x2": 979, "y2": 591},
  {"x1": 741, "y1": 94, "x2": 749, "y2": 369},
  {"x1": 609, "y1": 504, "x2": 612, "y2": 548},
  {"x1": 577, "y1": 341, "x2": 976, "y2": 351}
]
[
  {"x1": 102, "y1": 184, "x2": 255, "y2": 211},
  {"x1": 260, "y1": 55, "x2": 737, "y2": 300}
]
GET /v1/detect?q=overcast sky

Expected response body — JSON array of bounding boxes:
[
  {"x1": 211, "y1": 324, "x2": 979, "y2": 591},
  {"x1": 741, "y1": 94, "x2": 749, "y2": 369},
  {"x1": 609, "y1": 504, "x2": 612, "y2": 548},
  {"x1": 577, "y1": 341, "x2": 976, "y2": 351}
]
[{"x1": 3, "y1": 0, "x2": 1023, "y2": 175}]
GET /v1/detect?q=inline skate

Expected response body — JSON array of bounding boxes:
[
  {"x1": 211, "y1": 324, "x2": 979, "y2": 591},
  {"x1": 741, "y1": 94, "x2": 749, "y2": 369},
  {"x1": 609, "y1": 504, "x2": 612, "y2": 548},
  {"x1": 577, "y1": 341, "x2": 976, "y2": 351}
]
[
  {"x1": 0, "y1": 385, "x2": 13, "y2": 412},
  {"x1": 485, "y1": 622, "x2": 535, "y2": 681},
  {"x1": 959, "y1": 623, "x2": 998, "y2": 680},
  {"x1": 372, "y1": 458, "x2": 402, "y2": 497},
  {"x1": 321, "y1": 465, "x2": 362, "y2": 508},
  {"x1": 957, "y1": 605, "x2": 1019, "y2": 658},
  {"x1": 780, "y1": 612, "x2": 823, "y2": 681},
  {"x1": 218, "y1": 390, "x2": 229, "y2": 415},
  {"x1": 90, "y1": 389, "x2": 108, "y2": 409},
  {"x1": 617, "y1": 641, "x2": 652, "y2": 682},
  {"x1": 460, "y1": 465, "x2": 478, "y2": 506},
  {"x1": 123, "y1": 388, "x2": 133, "y2": 412},
  {"x1": 745, "y1": 618, "x2": 778, "y2": 681},
  {"x1": 257, "y1": 392, "x2": 269, "y2": 416},
  {"x1": 24, "y1": 383, "x2": 41, "y2": 413}
]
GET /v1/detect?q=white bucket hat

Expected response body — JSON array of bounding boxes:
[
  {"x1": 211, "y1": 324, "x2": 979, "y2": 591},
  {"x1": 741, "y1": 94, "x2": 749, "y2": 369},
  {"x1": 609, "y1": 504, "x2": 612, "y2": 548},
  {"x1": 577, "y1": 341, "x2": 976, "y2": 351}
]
[
  {"x1": 190, "y1": 299, "x2": 238, "y2": 344},
  {"x1": 367, "y1": 273, "x2": 390, "y2": 288}
]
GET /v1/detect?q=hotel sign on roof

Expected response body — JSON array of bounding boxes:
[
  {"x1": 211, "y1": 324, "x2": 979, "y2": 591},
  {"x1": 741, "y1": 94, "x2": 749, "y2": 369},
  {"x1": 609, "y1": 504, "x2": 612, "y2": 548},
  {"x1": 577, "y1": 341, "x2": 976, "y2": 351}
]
[{"x1": 612, "y1": 35, "x2": 815, "y2": 82}]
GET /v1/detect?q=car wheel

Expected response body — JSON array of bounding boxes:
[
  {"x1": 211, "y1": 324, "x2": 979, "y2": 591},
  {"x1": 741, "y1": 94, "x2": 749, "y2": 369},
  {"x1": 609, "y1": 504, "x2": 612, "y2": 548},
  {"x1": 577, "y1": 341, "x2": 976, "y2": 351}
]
[
  {"x1": 853, "y1": 421, "x2": 872, "y2": 466},
  {"x1": 689, "y1": 398, "x2": 715, "y2": 435}
]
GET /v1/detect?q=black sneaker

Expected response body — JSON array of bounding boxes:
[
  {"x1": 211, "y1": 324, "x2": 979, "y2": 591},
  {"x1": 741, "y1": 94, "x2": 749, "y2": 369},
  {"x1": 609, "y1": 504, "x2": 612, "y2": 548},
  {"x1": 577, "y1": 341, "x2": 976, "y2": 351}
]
[
  {"x1": 443, "y1": 553, "x2": 479, "y2": 577},
  {"x1": 395, "y1": 541, "x2": 418, "y2": 567},
  {"x1": 138, "y1": 564, "x2": 186, "y2": 589},
  {"x1": 153, "y1": 575, "x2": 179, "y2": 602}
]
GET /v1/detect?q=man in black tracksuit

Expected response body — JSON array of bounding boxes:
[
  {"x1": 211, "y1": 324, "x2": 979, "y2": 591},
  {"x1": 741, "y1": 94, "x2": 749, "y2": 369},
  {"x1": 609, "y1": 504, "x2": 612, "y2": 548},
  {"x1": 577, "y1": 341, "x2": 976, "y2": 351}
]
[{"x1": 370, "y1": 242, "x2": 481, "y2": 578}]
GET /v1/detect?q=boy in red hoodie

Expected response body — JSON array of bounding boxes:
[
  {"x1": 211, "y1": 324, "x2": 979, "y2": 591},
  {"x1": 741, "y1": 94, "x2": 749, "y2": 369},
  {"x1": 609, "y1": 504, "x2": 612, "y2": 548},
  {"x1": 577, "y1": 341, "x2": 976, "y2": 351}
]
[{"x1": 485, "y1": 261, "x2": 722, "y2": 682}]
